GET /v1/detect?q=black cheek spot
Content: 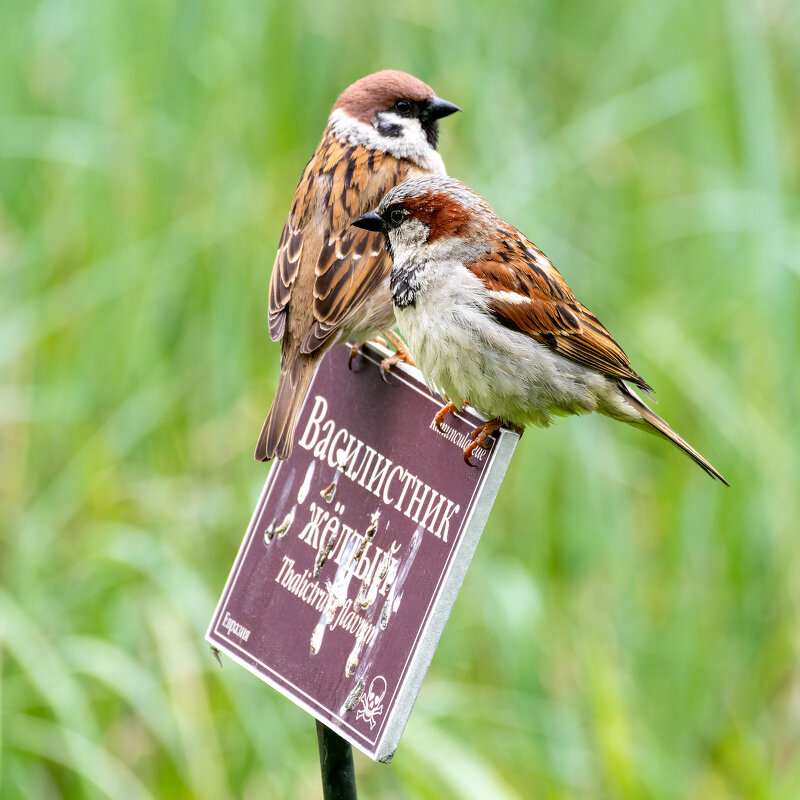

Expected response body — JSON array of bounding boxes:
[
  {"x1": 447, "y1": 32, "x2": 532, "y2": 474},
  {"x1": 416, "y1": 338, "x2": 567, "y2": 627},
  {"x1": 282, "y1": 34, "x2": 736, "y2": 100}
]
[{"x1": 375, "y1": 117, "x2": 403, "y2": 138}]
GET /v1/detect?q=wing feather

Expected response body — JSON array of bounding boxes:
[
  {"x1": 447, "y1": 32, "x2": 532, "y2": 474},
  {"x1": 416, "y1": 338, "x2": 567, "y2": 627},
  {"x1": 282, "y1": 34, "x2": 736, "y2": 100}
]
[
  {"x1": 268, "y1": 129, "x2": 409, "y2": 353},
  {"x1": 467, "y1": 224, "x2": 653, "y2": 392}
]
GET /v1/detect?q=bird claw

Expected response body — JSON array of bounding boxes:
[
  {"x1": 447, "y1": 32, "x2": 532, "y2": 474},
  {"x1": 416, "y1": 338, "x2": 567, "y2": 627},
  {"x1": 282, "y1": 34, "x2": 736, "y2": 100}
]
[
  {"x1": 381, "y1": 330, "x2": 415, "y2": 368},
  {"x1": 348, "y1": 344, "x2": 363, "y2": 372},
  {"x1": 379, "y1": 356, "x2": 396, "y2": 384},
  {"x1": 350, "y1": 333, "x2": 413, "y2": 382},
  {"x1": 463, "y1": 451, "x2": 481, "y2": 468},
  {"x1": 462, "y1": 437, "x2": 489, "y2": 467},
  {"x1": 434, "y1": 401, "x2": 459, "y2": 432},
  {"x1": 377, "y1": 330, "x2": 415, "y2": 384},
  {"x1": 461, "y1": 419, "x2": 504, "y2": 467}
]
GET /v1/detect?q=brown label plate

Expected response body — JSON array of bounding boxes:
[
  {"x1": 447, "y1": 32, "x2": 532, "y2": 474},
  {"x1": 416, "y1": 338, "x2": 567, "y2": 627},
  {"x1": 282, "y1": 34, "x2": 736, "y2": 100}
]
[{"x1": 206, "y1": 343, "x2": 518, "y2": 762}]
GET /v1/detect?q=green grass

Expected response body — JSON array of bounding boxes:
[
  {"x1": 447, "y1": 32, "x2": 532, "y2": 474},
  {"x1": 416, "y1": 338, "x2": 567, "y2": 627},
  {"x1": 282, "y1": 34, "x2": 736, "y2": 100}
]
[{"x1": 2, "y1": 0, "x2": 799, "y2": 797}]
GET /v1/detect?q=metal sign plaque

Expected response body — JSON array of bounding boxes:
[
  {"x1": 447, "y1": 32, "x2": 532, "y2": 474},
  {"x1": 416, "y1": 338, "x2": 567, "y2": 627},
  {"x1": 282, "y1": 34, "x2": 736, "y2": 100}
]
[{"x1": 207, "y1": 342, "x2": 518, "y2": 762}]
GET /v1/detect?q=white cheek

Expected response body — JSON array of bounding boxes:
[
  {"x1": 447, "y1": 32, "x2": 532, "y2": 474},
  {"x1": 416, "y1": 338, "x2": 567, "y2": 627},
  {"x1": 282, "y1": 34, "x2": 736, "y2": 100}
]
[
  {"x1": 376, "y1": 112, "x2": 429, "y2": 152},
  {"x1": 390, "y1": 229, "x2": 489, "y2": 268},
  {"x1": 389, "y1": 218, "x2": 429, "y2": 259},
  {"x1": 327, "y1": 108, "x2": 446, "y2": 174}
]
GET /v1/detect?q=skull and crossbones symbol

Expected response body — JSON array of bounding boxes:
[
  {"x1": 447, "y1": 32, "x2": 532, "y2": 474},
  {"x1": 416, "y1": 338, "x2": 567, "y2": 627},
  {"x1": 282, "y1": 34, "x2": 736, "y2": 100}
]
[{"x1": 356, "y1": 675, "x2": 387, "y2": 729}]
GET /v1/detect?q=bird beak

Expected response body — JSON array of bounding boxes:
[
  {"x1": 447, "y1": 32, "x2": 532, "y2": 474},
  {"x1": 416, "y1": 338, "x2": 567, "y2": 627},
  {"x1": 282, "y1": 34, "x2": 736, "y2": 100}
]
[
  {"x1": 426, "y1": 96, "x2": 462, "y2": 120},
  {"x1": 351, "y1": 210, "x2": 387, "y2": 233}
]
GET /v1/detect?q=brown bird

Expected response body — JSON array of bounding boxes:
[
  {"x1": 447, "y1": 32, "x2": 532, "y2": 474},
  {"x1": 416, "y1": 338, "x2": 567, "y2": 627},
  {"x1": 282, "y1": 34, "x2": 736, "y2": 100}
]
[
  {"x1": 353, "y1": 176, "x2": 728, "y2": 484},
  {"x1": 255, "y1": 71, "x2": 460, "y2": 461}
]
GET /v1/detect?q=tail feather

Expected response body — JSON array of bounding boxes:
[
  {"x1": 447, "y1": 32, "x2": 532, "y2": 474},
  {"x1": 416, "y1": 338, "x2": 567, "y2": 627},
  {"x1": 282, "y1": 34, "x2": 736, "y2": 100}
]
[
  {"x1": 619, "y1": 384, "x2": 729, "y2": 485},
  {"x1": 255, "y1": 357, "x2": 317, "y2": 462}
]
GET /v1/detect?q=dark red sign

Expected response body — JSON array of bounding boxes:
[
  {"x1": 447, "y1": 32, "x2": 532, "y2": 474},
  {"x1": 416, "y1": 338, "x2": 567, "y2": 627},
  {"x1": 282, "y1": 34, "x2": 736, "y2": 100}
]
[{"x1": 207, "y1": 343, "x2": 518, "y2": 762}]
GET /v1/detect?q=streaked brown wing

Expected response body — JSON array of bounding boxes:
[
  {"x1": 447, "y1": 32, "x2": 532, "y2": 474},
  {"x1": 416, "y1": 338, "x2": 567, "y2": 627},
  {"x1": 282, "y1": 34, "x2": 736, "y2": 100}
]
[
  {"x1": 268, "y1": 132, "x2": 408, "y2": 352},
  {"x1": 302, "y1": 229, "x2": 391, "y2": 353},
  {"x1": 268, "y1": 218, "x2": 304, "y2": 341},
  {"x1": 267, "y1": 149, "x2": 318, "y2": 342},
  {"x1": 305, "y1": 146, "x2": 407, "y2": 353},
  {"x1": 468, "y1": 224, "x2": 653, "y2": 392}
]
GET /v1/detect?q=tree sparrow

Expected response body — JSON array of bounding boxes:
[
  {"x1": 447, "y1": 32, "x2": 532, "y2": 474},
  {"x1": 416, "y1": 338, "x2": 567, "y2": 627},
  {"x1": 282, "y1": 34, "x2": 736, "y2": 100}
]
[
  {"x1": 353, "y1": 176, "x2": 728, "y2": 484},
  {"x1": 255, "y1": 71, "x2": 461, "y2": 461}
]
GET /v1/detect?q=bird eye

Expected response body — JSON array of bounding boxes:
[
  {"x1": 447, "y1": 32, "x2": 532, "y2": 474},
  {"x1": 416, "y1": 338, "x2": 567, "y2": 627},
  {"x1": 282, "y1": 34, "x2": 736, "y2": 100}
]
[
  {"x1": 394, "y1": 99, "x2": 412, "y2": 116},
  {"x1": 390, "y1": 209, "x2": 405, "y2": 224}
]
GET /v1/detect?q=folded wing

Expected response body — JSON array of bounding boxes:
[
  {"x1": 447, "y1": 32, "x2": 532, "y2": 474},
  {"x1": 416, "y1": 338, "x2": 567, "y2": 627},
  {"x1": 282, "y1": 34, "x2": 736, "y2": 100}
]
[
  {"x1": 268, "y1": 134, "x2": 407, "y2": 353},
  {"x1": 466, "y1": 224, "x2": 653, "y2": 393}
]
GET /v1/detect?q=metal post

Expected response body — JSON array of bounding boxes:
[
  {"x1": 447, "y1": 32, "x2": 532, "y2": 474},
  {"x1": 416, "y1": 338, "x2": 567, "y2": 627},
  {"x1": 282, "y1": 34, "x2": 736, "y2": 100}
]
[{"x1": 316, "y1": 720, "x2": 358, "y2": 800}]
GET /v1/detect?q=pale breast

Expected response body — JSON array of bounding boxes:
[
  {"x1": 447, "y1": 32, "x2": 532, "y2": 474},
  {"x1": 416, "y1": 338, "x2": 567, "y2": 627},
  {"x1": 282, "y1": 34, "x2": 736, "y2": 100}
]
[{"x1": 394, "y1": 259, "x2": 616, "y2": 426}]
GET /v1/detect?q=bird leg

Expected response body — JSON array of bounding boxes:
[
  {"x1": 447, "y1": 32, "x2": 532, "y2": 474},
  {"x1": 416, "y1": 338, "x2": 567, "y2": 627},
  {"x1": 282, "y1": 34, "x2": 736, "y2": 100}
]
[
  {"x1": 434, "y1": 401, "x2": 460, "y2": 432},
  {"x1": 463, "y1": 418, "x2": 504, "y2": 467},
  {"x1": 379, "y1": 330, "x2": 415, "y2": 383},
  {"x1": 348, "y1": 343, "x2": 363, "y2": 371}
]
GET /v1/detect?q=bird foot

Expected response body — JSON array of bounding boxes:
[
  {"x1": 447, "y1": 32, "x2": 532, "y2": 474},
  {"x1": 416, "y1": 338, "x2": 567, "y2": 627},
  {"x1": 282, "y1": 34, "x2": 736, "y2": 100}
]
[
  {"x1": 379, "y1": 330, "x2": 415, "y2": 383},
  {"x1": 350, "y1": 335, "x2": 391, "y2": 371},
  {"x1": 434, "y1": 401, "x2": 459, "y2": 432},
  {"x1": 348, "y1": 343, "x2": 363, "y2": 371},
  {"x1": 463, "y1": 418, "x2": 504, "y2": 467}
]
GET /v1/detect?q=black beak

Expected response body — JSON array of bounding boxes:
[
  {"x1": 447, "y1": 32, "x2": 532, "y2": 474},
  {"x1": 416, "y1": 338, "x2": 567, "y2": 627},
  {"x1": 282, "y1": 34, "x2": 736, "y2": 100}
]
[
  {"x1": 351, "y1": 210, "x2": 387, "y2": 233},
  {"x1": 426, "y1": 96, "x2": 462, "y2": 120}
]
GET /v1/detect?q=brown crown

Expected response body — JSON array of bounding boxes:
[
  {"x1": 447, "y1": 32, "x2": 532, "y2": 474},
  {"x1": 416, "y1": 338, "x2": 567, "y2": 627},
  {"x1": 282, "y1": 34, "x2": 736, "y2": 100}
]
[
  {"x1": 333, "y1": 70, "x2": 435, "y2": 125},
  {"x1": 399, "y1": 191, "x2": 474, "y2": 243}
]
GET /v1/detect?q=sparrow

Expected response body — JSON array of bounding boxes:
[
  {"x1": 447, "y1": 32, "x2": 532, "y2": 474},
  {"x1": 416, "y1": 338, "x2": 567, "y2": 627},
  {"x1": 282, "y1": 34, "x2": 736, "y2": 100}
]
[
  {"x1": 255, "y1": 71, "x2": 461, "y2": 461},
  {"x1": 353, "y1": 176, "x2": 728, "y2": 484}
]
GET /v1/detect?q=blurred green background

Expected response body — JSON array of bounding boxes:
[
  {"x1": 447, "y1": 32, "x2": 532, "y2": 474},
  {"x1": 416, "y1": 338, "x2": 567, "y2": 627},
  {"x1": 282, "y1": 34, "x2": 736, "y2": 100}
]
[{"x1": 2, "y1": 0, "x2": 799, "y2": 797}]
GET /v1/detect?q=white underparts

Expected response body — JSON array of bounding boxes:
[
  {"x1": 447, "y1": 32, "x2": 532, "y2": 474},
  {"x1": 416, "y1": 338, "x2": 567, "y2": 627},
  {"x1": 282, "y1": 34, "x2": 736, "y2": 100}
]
[{"x1": 392, "y1": 256, "x2": 644, "y2": 428}]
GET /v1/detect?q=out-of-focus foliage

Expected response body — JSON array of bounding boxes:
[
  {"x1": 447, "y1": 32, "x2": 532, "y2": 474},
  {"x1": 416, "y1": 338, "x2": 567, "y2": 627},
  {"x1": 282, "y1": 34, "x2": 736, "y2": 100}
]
[{"x1": 2, "y1": 0, "x2": 799, "y2": 797}]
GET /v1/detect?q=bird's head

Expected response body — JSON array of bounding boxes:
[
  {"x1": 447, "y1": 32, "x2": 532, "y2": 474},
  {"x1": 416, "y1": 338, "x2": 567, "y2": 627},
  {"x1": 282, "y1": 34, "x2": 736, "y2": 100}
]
[
  {"x1": 352, "y1": 175, "x2": 491, "y2": 255},
  {"x1": 352, "y1": 176, "x2": 495, "y2": 307},
  {"x1": 330, "y1": 71, "x2": 460, "y2": 167}
]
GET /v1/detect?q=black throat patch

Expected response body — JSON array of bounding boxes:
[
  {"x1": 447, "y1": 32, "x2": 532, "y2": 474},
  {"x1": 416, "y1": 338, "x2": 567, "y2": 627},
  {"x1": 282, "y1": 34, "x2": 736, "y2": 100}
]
[
  {"x1": 390, "y1": 262, "x2": 423, "y2": 309},
  {"x1": 422, "y1": 118, "x2": 440, "y2": 149}
]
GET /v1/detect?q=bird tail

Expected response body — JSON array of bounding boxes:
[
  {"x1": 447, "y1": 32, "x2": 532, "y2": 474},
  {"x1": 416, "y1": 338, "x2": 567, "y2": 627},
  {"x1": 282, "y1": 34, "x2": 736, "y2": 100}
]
[
  {"x1": 254, "y1": 356, "x2": 317, "y2": 462},
  {"x1": 619, "y1": 383, "x2": 729, "y2": 485}
]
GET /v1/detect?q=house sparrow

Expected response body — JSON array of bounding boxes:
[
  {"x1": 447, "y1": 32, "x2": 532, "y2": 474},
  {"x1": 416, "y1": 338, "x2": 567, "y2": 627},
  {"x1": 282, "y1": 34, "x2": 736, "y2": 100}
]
[
  {"x1": 353, "y1": 176, "x2": 728, "y2": 484},
  {"x1": 255, "y1": 71, "x2": 460, "y2": 462}
]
